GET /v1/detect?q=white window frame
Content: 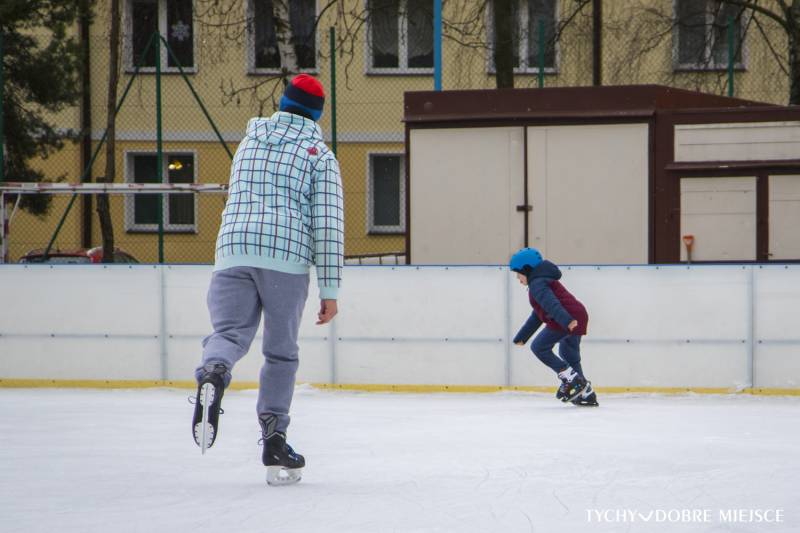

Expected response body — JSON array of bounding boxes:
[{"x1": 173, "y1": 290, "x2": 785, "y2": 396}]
[
  {"x1": 672, "y1": 0, "x2": 748, "y2": 72},
  {"x1": 124, "y1": 150, "x2": 199, "y2": 233},
  {"x1": 365, "y1": 0, "x2": 435, "y2": 75},
  {"x1": 245, "y1": 0, "x2": 320, "y2": 75},
  {"x1": 366, "y1": 152, "x2": 406, "y2": 234},
  {"x1": 486, "y1": 0, "x2": 560, "y2": 75},
  {"x1": 123, "y1": 0, "x2": 198, "y2": 74}
]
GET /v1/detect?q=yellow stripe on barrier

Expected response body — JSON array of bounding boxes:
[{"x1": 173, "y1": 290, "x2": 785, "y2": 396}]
[
  {"x1": 0, "y1": 379, "x2": 256, "y2": 390},
  {"x1": 0, "y1": 379, "x2": 798, "y2": 396}
]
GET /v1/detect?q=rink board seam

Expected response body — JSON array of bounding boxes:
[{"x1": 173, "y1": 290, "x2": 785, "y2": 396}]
[{"x1": 0, "y1": 379, "x2": 798, "y2": 396}]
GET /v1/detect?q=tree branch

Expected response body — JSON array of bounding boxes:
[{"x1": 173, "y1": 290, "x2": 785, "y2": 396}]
[{"x1": 718, "y1": 0, "x2": 789, "y2": 30}]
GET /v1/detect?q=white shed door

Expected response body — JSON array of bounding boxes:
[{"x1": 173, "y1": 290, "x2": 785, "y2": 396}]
[
  {"x1": 680, "y1": 177, "x2": 757, "y2": 261},
  {"x1": 409, "y1": 127, "x2": 525, "y2": 264},
  {"x1": 769, "y1": 175, "x2": 800, "y2": 260},
  {"x1": 526, "y1": 123, "x2": 649, "y2": 264}
]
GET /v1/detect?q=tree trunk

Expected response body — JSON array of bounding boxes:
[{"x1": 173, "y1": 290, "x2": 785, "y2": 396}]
[
  {"x1": 790, "y1": 2, "x2": 800, "y2": 104},
  {"x1": 98, "y1": 0, "x2": 120, "y2": 263},
  {"x1": 272, "y1": 0, "x2": 299, "y2": 75},
  {"x1": 79, "y1": 0, "x2": 93, "y2": 248},
  {"x1": 493, "y1": 0, "x2": 515, "y2": 88},
  {"x1": 592, "y1": 0, "x2": 602, "y2": 86}
]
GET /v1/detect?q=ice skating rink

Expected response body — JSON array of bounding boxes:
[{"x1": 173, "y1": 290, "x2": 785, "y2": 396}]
[{"x1": 0, "y1": 386, "x2": 797, "y2": 533}]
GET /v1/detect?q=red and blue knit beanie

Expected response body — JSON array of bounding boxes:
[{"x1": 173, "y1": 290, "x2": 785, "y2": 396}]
[{"x1": 279, "y1": 74, "x2": 325, "y2": 121}]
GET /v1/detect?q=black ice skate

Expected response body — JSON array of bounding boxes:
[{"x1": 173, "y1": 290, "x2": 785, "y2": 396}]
[
  {"x1": 556, "y1": 378, "x2": 570, "y2": 402},
  {"x1": 192, "y1": 362, "x2": 227, "y2": 453},
  {"x1": 571, "y1": 381, "x2": 599, "y2": 407},
  {"x1": 259, "y1": 414, "x2": 305, "y2": 486},
  {"x1": 556, "y1": 367, "x2": 588, "y2": 402}
]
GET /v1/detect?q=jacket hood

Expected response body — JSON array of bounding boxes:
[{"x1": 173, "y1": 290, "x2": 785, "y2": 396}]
[
  {"x1": 246, "y1": 111, "x2": 323, "y2": 147},
  {"x1": 528, "y1": 260, "x2": 562, "y2": 281}
]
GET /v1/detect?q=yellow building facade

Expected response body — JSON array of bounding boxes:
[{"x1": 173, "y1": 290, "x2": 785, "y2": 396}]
[{"x1": 6, "y1": 0, "x2": 790, "y2": 263}]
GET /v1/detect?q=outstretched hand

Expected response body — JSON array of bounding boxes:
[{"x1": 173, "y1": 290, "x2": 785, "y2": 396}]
[{"x1": 316, "y1": 299, "x2": 338, "y2": 325}]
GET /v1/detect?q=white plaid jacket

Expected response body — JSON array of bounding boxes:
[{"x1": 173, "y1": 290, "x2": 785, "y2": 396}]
[{"x1": 214, "y1": 112, "x2": 344, "y2": 299}]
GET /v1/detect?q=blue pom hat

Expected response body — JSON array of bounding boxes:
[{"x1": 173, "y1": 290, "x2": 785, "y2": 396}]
[{"x1": 279, "y1": 74, "x2": 325, "y2": 121}]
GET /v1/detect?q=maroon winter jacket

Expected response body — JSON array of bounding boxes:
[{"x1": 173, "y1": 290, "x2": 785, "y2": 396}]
[{"x1": 527, "y1": 261, "x2": 588, "y2": 336}]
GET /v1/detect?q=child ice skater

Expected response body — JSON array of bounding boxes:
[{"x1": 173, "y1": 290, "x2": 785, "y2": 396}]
[{"x1": 509, "y1": 248, "x2": 598, "y2": 406}]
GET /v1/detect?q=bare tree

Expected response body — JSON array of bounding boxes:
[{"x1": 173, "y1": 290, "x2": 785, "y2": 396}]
[
  {"x1": 493, "y1": 0, "x2": 516, "y2": 87},
  {"x1": 192, "y1": 0, "x2": 598, "y2": 110},
  {"x1": 98, "y1": 0, "x2": 120, "y2": 263},
  {"x1": 723, "y1": 0, "x2": 800, "y2": 104},
  {"x1": 602, "y1": 1, "x2": 796, "y2": 105},
  {"x1": 195, "y1": 0, "x2": 339, "y2": 115},
  {"x1": 271, "y1": 0, "x2": 299, "y2": 73}
]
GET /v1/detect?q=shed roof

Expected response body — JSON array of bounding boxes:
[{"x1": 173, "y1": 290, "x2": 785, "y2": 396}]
[{"x1": 404, "y1": 85, "x2": 774, "y2": 124}]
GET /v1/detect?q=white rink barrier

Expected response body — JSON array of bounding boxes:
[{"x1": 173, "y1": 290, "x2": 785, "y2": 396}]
[{"x1": 1, "y1": 264, "x2": 799, "y2": 391}]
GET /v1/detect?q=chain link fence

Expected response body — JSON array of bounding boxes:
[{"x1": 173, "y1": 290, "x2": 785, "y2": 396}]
[{"x1": 2, "y1": 0, "x2": 793, "y2": 264}]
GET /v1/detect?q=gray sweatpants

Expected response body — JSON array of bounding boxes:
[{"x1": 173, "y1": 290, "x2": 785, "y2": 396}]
[{"x1": 196, "y1": 266, "x2": 309, "y2": 433}]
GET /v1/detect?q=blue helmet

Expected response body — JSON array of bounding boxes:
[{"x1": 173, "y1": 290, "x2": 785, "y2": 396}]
[{"x1": 509, "y1": 248, "x2": 543, "y2": 273}]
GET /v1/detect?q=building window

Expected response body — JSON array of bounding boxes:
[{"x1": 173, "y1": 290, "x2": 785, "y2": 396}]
[
  {"x1": 674, "y1": 0, "x2": 745, "y2": 70},
  {"x1": 489, "y1": 0, "x2": 557, "y2": 73},
  {"x1": 125, "y1": 153, "x2": 197, "y2": 232},
  {"x1": 368, "y1": 0, "x2": 433, "y2": 73},
  {"x1": 127, "y1": 0, "x2": 195, "y2": 71},
  {"x1": 247, "y1": 0, "x2": 317, "y2": 73},
  {"x1": 368, "y1": 154, "x2": 405, "y2": 233}
]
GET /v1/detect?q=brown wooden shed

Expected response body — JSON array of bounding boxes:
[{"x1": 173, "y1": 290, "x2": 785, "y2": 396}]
[{"x1": 403, "y1": 85, "x2": 800, "y2": 264}]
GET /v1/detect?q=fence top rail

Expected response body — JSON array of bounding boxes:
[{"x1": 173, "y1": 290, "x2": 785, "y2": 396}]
[{"x1": 0, "y1": 183, "x2": 229, "y2": 194}]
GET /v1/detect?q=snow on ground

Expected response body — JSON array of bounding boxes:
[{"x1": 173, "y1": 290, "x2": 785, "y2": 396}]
[{"x1": 0, "y1": 387, "x2": 798, "y2": 533}]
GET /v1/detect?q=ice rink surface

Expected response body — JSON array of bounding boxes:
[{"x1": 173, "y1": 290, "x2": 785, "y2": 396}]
[{"x1": 1, "y1": 387, "x2": 798, "y2": 533}]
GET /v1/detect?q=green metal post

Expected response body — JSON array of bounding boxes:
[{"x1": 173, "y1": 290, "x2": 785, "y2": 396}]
[
  {"x1": 727, "y1": 15, "x2": 735, "y2": 97},
  {"x1": 329, "y1": 27, "x2": 337, "y2": 156},
  {"x1": 0, "y1": 30, "x2": 5, "y2": 184},
  {"x1": 155, "y1": 33, "x2": 164, "y2": 263},
  {"x1": 538, "y1": 18, "x2": 545, "y2": 89}
]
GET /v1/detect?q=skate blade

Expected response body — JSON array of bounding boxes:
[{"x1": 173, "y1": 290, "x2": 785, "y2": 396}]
[
  {"x1": 198, "y1": 382, "x2": 216, "y2": 453},
  {"x1": 266, "y1": 466, "x2": 303, "y2": 486},
  {"x1": 194, "y1": 422, "x2": 216, "y2": 451}
]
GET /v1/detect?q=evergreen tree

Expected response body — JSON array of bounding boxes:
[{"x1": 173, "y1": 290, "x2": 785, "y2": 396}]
[{"x1": 1, "y1": 0, "x2": 87, "y2": 215}]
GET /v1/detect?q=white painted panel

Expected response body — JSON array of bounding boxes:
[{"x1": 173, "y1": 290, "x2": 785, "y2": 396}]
[
  {"x1": 680, "y1": 177, "x2": 756, "y2": 261},
  {"x1": 527, "y1": 123, "x2": 649, "y2": 264},
  {"x1": 163, "y1": 265, "x2": 212, "y2": 336},
  {"x1": 754, "y1": 265, "x2": 800, "y2": 342},
  {"x1": 754, "y1": 346, "x2": 800, "y2": 388},
  {"x1": 1, "y1": 264, "x2": 798, "y2": 390},
  {"x1": 509, "y1": 265, "x2": 751, "y2": 389},
  {"x1": 577, "y1": 343, "x2": 748, "y2": 388},
  {"x1": 337, "y1": 342, "x2": 506, "y2": 386},
  {"x1": 0, "y1": 337, "x2": 161, "y2": 380},
  {"x1": 409, "y1": 127, "x2": 525, "y2": 264},
  {"x1": 165, "y1": 336, "x2": 331, "y2": 384},
  {"x1": 336, "y1": 266, "x2": 506, "y2": 339},
  {"x1": 769, "y1": 175, "x2": 800, "y2": 260},
  {"x1": 0, "y1": 264, "x2": 160, "y2": 335},
  {"x1": 675, "y1": 121, "x2": 800, "y2": 162},
  {"x1": 510, "y1": 265, "x2": 750, "y2": 340},
  {"x1": 162, "y1": 265, "x2": 334, "y2": 383}
]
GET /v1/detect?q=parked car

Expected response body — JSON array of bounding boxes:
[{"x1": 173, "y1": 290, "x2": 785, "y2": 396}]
[{"x1": 19, "y1": 247, "x2": 139, "y2": 264}]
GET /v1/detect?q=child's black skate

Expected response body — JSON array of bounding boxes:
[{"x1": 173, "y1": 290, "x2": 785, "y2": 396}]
[
  {"x1": 259, "y1": 414, "x2": 305, "y2": 486},
  {"x1": 192, "y1": 362, "x2": 227, "y2": 453},
  {"x1": 556, "y1": 367, "x2": 588, "y2": 402},
  {"x1": 571, "y1": 381, "x2": 599, "y2": 406}
]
